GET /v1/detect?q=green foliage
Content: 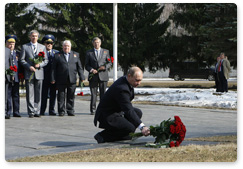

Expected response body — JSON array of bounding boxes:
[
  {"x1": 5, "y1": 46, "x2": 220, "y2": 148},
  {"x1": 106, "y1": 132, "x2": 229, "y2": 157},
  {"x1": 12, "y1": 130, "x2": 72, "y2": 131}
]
[
  {"x1": 118, "y1": 3, "x2": 170, "y2": 74},
  {"x1": 169, "y1": 3, "x2": 237, "y2": 67},
  {"x1": 5, "y1": 3, "x2": 38, "y2": 50},
  {"x1": 35, "y1": 3, "x2": 113, "y2": 65},
  {"x1": 5, "y1": 3, "x2": 236, "y2": 73}
]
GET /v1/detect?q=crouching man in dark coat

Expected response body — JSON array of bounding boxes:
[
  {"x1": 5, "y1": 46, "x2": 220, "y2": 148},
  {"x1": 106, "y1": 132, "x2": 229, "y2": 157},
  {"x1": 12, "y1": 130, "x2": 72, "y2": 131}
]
[{"x1": 94, "y1": 66, "x2": 150, "y2": 143}]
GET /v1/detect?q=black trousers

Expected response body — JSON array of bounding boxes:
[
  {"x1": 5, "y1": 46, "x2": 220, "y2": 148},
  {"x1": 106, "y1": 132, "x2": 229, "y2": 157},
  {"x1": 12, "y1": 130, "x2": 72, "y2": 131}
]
[
  {"x1": 40, "y1": 81, "x2": 57, "y2": 115},
  {"x1": 217, "y1": 71, "x2": 228, "y2": 92},
  {"x1": 89, "y1": 79, "x2": 107, "y2": 113},
  {"x1": 214, "y1": 73, "x2": 220, "y2": 92},
  {"x1": 56, "y1": 82, "x2": 76, "y2": 115},
  {"x1": 7, "y1": 82, "x2": 20, "y2": 116},
  {"x1": 98, "y1": 107, "x2": 142, "y2": 142}
]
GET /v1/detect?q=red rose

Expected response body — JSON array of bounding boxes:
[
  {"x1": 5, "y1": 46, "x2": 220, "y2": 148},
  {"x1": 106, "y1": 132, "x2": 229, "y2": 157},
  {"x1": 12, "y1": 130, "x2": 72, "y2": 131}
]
[
  {"x1": 111, "y1": 56, "x2": 114, "y2": 63},
  {"x1": 169, "y1": 141, "x2": 175, "y2": 147},
  {"x1": 38, "y1": 51, "x2": 45, "y2": 57},
  {"x1": 107, "y1": 58, "x2": 111, "y2": 61},
  {"x1": 170, "y1": 125, "x2": 175, "y2": 134},
  {"x1": 175, "y1": 125, "x2": 181, "y2": 134},
  {"x1": 13, "y1": 65, "x2": 17, "y2": 72},
  {"x1": 174, "y1": 116, "x2": 181, "y2": 122},
  {"x1": 175, "y1": 141, "x2": 180, "y2": 147},
  {"x1": 77, "y1": 92, "x2": 84, "y2": 96}
]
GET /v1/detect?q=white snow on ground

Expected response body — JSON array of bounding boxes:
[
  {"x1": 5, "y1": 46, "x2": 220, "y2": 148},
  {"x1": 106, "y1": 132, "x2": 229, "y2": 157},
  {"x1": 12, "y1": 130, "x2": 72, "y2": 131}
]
[
  {"x1": 73, "y1": 87, "x2": 237, "y2": 109},
  {"x1": 134, "y1": 88, "x2": 237, "y2": 109},
  {"x1": 19, "y1": 87, "x2": 237, "y2": 109}
]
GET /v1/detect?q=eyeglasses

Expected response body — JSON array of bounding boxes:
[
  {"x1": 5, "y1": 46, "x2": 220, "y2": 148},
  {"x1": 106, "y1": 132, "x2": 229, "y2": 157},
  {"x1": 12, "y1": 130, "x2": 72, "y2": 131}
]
[{"x1": 46, "y1": 42, "x2": 53, "y2": 45}]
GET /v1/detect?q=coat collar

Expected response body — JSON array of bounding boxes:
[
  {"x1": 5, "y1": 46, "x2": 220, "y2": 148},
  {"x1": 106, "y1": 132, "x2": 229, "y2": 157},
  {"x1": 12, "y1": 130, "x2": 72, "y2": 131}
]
[{"x1": 60, "y1": 50, "x2": 73, "y2": 63}]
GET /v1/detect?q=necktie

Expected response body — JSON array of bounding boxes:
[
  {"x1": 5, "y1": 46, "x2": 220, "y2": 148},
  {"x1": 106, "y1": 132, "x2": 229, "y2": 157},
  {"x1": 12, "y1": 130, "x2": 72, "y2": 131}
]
[
  {"x1": 96, "y1": 50, "x2": 99, "y2": 60},
  {"x1": 218, "y1": 61, "x2": 222, "y2": 72},
  {"x1": 65, "y1": 53, "x2": 69, "y2": 62},
  {"x1": 33, "y1": 45, "x2": 37, "y2": 54}
]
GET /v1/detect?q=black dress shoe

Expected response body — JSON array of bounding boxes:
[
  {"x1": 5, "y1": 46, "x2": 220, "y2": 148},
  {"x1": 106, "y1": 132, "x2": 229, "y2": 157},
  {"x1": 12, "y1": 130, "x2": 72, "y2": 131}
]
[
  {"x1": 94, "y1": 133, "x2": 105, "y2": 144},
  {"x1": 13, "y1": 113, "x2": 21, "y2": 117},
  {"x1": 68, "y1": 113, "x2": 75, "y2": 116},
  {"x1": 49, "y1": 112, "x2": 56, "y2": 116},
  {"x1": 29, "y1": 114, "x2": 34, "y2": 118},
  {"x1": 34, "y1": 114, "x2": 41, "y2": 117},
  {"x1": 90, "y1": 112, "x2": 95, "y2": 115},
  {"x1": 5, "y1": 115, "x2": 11, "y2": 119},
  {"x1": 40, "y1": 113, "x2": 45, "y2": 116}
]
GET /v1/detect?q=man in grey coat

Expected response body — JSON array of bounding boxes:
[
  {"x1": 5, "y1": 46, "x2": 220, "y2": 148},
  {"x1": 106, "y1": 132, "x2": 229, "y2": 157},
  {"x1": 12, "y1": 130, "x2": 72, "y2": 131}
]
[
  {"x1": 85, "y1": 37, "x2": 112, "y2": 115},
  {"x1": 20, "y1": 30, "x2": 48, "y2": 117}
]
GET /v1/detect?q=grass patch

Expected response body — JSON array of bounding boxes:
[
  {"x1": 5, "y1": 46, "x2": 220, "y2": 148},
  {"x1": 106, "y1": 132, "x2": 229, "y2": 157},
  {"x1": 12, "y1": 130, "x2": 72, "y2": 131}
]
[
  {"x1": 185, "y1": 135, "x2": 237, "y2": 143},
  {"x1": 9, "y1": 135, "x2": 237, "y2": 162}
]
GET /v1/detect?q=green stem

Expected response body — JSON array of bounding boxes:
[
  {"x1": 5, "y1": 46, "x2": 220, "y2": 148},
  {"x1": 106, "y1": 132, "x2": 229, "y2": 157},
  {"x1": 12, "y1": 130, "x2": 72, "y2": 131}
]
[{"x1": 29, "y1": 72, "x2": 34, "y2": 82}]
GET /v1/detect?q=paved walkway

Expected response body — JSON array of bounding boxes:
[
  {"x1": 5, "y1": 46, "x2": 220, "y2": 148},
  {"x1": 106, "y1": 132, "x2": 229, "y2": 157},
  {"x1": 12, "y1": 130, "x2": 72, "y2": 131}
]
[{"x1": 5, "y1": 97, "x2": 237, "y2": 160}]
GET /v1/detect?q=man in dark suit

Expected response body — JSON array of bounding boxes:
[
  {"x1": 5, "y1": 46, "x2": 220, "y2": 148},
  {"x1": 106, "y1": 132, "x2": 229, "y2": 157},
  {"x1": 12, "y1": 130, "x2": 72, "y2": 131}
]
[
  {"x1": 5, "y1": 34, "x2": 22, "y2": 118},
  {"x1": 40, "y1": 35, "x2": 59, "y2": 116},
  {"x1": 5, "y1": 47, "x2": 11, "y2": 119},
  {"x1": 94, "y1": 67, "x2": 150, "y2": 143},
  {"x1": 85, "y1": 37, "x2": 112, "y2": 115},
  {"x1": 20, "y1": 30, "x2": 48, "y2": 118},
  {"x1": 51, "y1": 40, "x2": 85, "y2": 116}
]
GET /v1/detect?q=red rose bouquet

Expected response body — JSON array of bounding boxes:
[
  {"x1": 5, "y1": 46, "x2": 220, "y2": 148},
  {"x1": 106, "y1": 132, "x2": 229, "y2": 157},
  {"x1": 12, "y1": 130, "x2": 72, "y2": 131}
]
[
  {"x1": 29, "y1": 51, "x2": 45, "y2": 82},
  {"x1": 89, "y1": 56, "x2": 114, "y2": 80},
  {"x1": 130, "y1": 116, "x2": 186, "y2": 148},
  {"x1": 6, "y1": 65, "x2": 17, "y2": 76}
]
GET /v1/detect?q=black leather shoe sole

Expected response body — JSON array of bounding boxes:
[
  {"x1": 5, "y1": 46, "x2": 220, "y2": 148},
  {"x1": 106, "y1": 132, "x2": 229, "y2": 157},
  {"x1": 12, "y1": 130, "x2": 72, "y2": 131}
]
[
  {"x1": 13, "y1": 114, "x2": 21, "y2": 117},
  {"x1": 94, "y1": 133, "x2": 105, "y2": 144},
  {"x1": 5, "y1": 115, "x2": 11, "y2": 119},
  {"x1": 34, "y1": 114, "x2": 41, "y2": 117},
  {"x1": 29, "y1": 115, "x2": 34, "y2": 118}
]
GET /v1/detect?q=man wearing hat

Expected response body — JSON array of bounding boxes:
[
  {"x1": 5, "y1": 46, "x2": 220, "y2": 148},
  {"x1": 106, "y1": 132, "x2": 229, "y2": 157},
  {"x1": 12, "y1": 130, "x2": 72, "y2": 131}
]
[
  {"x1": 5, "y1": 34, "x2": 22, "y2": 119},
  {"x1": 40, "y1": 34, "x2": 59, "y2": 116},
  {"x1": 20, "y1": 30, "x2": 48, "y2": 118}
]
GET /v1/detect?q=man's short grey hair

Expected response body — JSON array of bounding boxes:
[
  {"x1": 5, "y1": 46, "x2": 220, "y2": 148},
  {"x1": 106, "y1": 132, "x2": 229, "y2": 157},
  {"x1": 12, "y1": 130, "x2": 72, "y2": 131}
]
[
  {"x1": 63, "y1": 40, "x2": 72, "y2": 47},
  {"x1": 29, "y1": 30, "x2": 39, "y2": 37},
  {"x1": 127, "y1": 66, "x2": 142, "y2": 77},
  {"x1": 92, "y1": 37, "x2": 101, "y2": 43}
]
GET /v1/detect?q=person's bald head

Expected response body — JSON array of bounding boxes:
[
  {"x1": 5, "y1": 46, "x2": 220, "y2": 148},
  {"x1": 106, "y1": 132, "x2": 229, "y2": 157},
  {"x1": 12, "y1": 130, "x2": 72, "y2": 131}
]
[{"x1": 127, "y1": 67, "x2": 143, "y2": 87}]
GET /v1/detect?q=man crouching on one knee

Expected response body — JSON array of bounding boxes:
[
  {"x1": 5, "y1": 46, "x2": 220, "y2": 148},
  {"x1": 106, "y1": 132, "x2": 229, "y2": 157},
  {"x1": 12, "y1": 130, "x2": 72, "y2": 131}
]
[{"x1": 94, "y1": 66, "x2": 150, "y2": 143}]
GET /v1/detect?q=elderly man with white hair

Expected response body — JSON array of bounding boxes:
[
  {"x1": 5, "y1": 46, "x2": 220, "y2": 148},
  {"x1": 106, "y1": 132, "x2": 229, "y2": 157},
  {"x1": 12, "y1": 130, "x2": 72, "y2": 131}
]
[{"x1": 51, "y1": 40, "x2": 85, "y2": 116}]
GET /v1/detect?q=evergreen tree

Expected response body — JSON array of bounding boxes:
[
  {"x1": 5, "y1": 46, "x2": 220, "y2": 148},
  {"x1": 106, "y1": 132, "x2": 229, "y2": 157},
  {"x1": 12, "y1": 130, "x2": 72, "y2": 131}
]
[
  {"x1": 5, "y1": 3, "x2": 38, "y2": 50},
  {"x1": 169, "y1": 3, "x2": 237, "y2": 67},
  {"x1": 35, "y1": 3, "x2": 113, "y2": 66},
  {"x1": 118, "y1": 3, "x2": 170, "y2": 74}
]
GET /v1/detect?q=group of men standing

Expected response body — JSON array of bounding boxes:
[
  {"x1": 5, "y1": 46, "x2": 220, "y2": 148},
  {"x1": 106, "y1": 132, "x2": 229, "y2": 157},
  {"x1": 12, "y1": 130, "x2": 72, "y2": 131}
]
[
  {"x1": 215, "y1": 52, "x2": 231, "y2": 93},
  {"x1": 5, "y1": 30, "x2": 111, "y2": 119},
  {"x1": 5, "y1": 30, "x2": 150, "y2": 143}
]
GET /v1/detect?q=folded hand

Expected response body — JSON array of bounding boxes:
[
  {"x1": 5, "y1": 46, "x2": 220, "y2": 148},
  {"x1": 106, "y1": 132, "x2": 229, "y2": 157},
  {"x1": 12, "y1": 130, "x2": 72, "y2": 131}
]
[
  {"x1": 141, "y1": 127, "x2": 150, "y2": 136},
  {"x1": 29, "y1": 66, "x2": 36, "y2": 72}
]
